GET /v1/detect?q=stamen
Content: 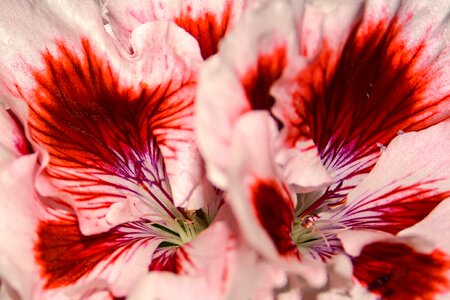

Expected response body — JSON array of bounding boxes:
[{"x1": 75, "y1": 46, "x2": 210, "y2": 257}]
[
  {"x1": 327, "y1": 197, "x2": 347, "y2": 209},
  {"x1": 301, "y1": 215, "x2": 315, "y2": 229}
]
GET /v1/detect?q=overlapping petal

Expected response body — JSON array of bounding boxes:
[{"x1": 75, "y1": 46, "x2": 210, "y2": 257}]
[
  {"x1": 0, "y1": 0, "x2": 208, "y2": 234},
  {"x1": 196, "y1": 0, "x2": 332, "y2": 190},
  {"x1": 197, "y1": 0, "x2": 450, "y2": 199},
  {"x1": 129, "y1": 221, "x2": 233, "y2": 299},
  {"x1": 200, "y1": 1, "x2": 450, "y2": 297},
  {"x1": 343, "y1": 200, "x2": 450, "y2": 299},
  {"x1": 330, "y1": 121, "x2": 450, "y2": 234},
  {"x1": 1, "y1": 0, "x2": 449, "y2": 298},
  {"x1": 129, "y1": 214, "x2": 293, "y2": 300},
  {"x1": 227, "y1": 111, "x2": 328, "y2": 288},
  {"x1": 0, "y1": 154, "x2": 163, "y2": 298},
  {"x1": 105, "y1": 0, "x2": 254, "y2": 59},
  {"x1": 273, "y1": 0, "x2": 450, "y2": 205},
  {"x1": 0, "y1": 123, "x2": 230, "y2": 299}
]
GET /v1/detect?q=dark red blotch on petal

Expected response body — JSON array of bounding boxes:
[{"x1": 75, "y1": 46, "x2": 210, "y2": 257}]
[
  {"x1": 287, "y1": 9, "x2": 449, "y2": 173},
  {"x1": 176, "y1": 2, "x2": 232, "y2": 59},
  {"x1": 353, "y1": 242, "x2": 450, "y2": 300},
  {"x1": 251, "y1": 179, "x2": 298, "y2": 258},
  {"x1": 148, "y1": 247, "x2": 180, "y2": 273},
  {"x1": 35, "y1": 217, "x2": 143, "y2": 288},
  {"x1": 242, "y1": 47, "x2": 287, "y2": 111},
  {"x1": 28, "y1": 38, "x2": 191, "y2": 175},
  {"x1": 148, "y1": 244, "x2": 194, "y2": 275},
  {"x1": 22, "y1": 38, "x2": 194, "y2": 212},
  {"x1": 281, "y1": 6, "x2": 450, "y2": 216}
]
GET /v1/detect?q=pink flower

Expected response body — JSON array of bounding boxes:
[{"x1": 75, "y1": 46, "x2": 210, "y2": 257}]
[{"x1": 197, "y1": 0, "x2": 450, "y2": 298}]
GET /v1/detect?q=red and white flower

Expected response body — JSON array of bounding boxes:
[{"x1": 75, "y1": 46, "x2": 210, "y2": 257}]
[
  {"x1": 197, "y1": 0, "x2": 450, "y2": 298},
  {"x1": 0, "y1": 0, "x2": 210, "y2": 235},
  {"x1": 0, "y1": 0, "x2": 270, "y2": 299},
  {"x1": 1, "y1": 0, "x2": 450, "y2": 298}
]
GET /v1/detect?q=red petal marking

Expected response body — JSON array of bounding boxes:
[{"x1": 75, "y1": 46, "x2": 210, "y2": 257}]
[
  {"x1": 6, "y1": 109, "x2": 33, "y2": 155},
  {"x1": 243, "y1": 47, "x2": 287, "y2": 111},
  {"x1": 285, "y1": 11, "x2": 449, "y2": 188},
  {"x1": 22, "y1": 38, "x2": 194, "y2": 217},
  {"x1": 342, "y1": 180, "x2": 450, "y2": 234},
  {"x1": 34, "y1": 217, "x2": 150, "y2": 289},
  {"x1": 175, "y1": 2, "x2": 232, "y2": 59},
  {"x1": 301, "y1": 232, "x2": 343, "y2": 262},
  {"x1": 251, "y1": 179, "x2": 298, "y2": 258},
  {"x1": 148, "y1": 247, "x2": 180, "y2": 273},
  {"x1": 353, "y1": 242, "x2": 450, "y2": 300},
  {"x1": 148, "y1": 244, "x2": 193, "y2": 274}
]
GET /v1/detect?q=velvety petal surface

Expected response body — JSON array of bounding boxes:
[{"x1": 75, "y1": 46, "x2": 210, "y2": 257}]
[
  {"x1": 228, "y1": 112, "x2": 296, "y2": 259},
  {"x1": 400, "y1": 200, "x2": 450, "y2": 255},
  {"x1": 129, "y1": 218, "x2": 290, "y2": 299}
]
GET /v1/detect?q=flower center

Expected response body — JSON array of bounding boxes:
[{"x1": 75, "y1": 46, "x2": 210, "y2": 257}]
[
  {"x1": 292, "y1": 214, "x2": 321, "y2": 246},
  {"x1": 291, "y1": 192, "x2": 349, "y2": 259},
  {"x1": 173, "y1": 210, "x2": 208, "y2": 244},
  {"x1": 147, "y1": 207, "x2": 208, "y2": 247}
]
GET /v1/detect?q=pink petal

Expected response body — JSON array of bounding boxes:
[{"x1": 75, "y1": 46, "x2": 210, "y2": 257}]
[
  {"x1": 0, "y1": 154, "x2": 161, "y2": 298},
  {"x1": 227, "y1": 111, "x2": 327, "y2": 287},
  {"x1": 273, "y1": 0, "x2": 450, "y2": 207},
  {"x1": 35, "y1": 218, "x2": 160, "y2": 296},
  {"x1": 105, "y1": 0, "x2": 253, "y2": 59},
  {"x1": 400, "y1": 200, "x2": 450, "y2": 255},
  {"x1": 228, "y1": 111, "x2": 296, "y2": 259},
  {"x1": 130, "y1": 219, "x2": 290, "y2": 299},
  {"x1": 129, "y1": 272, "x2": 208, "y2": 300},
  {"x1": 347, "y1": 199, "x2": 450, "y2": 299},
  {"x1": 332, "y1": 121, "x2": 450, "y2": 234},
  {"x1": 0, "y1": 107, "x2": 32, "y2": 167},
  {"x1": 338, "y1": 230, "x2": 394, "y2": 258},
  {"x1": 129, "y1": 221, "x2": 234, "y2": 299},
  {"x1": 0, "y1": 0, "x2": 208, "y2": 233},
  {"x1": 0, "y1": 155, "x2": 42, "y2": 300},
  {"x1": 196, "y1": 0, "x2": 331, "y2": 190}
]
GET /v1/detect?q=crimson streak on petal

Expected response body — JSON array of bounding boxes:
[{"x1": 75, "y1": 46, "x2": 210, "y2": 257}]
[
  {"x1": 175, "y1": 1, "x2": 232, "y2": 59},
  {"x1": 353, "y1": 242, "x2": 450, "y2": 300},
  {"x1": 148, "y1": 246, "x2": 180, "y2": 273},
  {"x1": 342, "y1": 180, "x2": 450, "y2": 234},
  {"x1": 283, "y1": 10, "x2": 449, "y2": 198},
  {"x1": 251, "y1": 179, "x2": 298, "y2": 258},
  {"x1": 21, "y1": 38, "x2": 195, "y2": 227},
  {"x1": 35, "y1": 217, "x2": 152, "y2": 288},
  {"x1": 243, "y1": 47, "x2": 287, "y2": 111},
  {"x1": 6, "y1": 108, "x2": 34, "y2": 155}
]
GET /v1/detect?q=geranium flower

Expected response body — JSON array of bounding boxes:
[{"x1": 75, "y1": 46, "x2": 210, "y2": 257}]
[
  {"x1": 0, "y1": 0, "x2": 278, "y2": 298},
  {"x1": 196, "y1": 0, "x2": 450, "y2": 298}
]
